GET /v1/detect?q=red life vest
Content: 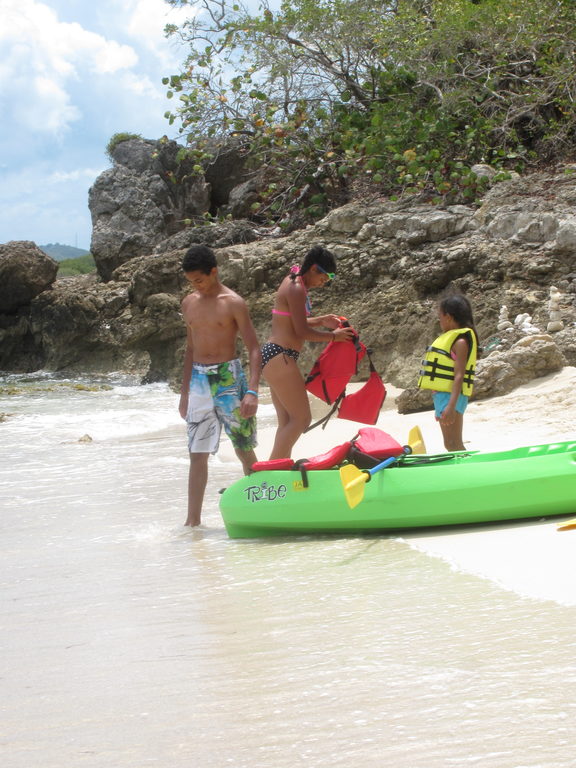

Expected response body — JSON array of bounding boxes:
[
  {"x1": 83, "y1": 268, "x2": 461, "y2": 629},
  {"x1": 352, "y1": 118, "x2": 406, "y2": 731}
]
[{"x1": 304, "y1": 319, "x2": 386, "y2": 430}]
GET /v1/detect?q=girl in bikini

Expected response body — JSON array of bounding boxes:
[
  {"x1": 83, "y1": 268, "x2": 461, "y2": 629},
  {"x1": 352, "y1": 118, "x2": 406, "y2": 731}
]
[{"x1": 262, "y1": 245, "x2": 354, "y2": 459}]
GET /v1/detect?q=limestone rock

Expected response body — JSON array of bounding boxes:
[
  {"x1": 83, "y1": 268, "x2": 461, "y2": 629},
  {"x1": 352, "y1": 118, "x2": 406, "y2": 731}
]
[
  {"x1": 470, "y1": 164, "x2": 497, "y2": 179},
  {"x1": 202, "y1": 139, "x2": 252, "y2": 209},
  {"x1": 6, "y1": 166, "x2": 576, "y2": 394},
  {"x1": 473, "y1": 335, "x2": 565, "y2": 398},
  {"x1": 153, "y1": 220, "x2": 259, "y2": 255},
  {"x1": 109, "y1": 137, "x2": 159, "y2": 172},
  {"x1": 554, "y1": 219, "x2": 576, "y2": 254},
  {"x1": 0, "y1": 241, "x2": 58, "y2": 314},
  {"x1": 513, "y1": 313, "x2": 540, "y2": 334},
  {"x1": 225, "y1": 177, "x2": 263, "y2": 219},
  {"x1": 318, "y1": 205, "x2": 368, "y2": 234},
  {"x1": 89, "y1": 138, "x2": 211, "y2": 281},
  {"x1": 395, "y1": 387, "x2": 433, "y2": 414},
  {"x1": 546, "y1": 285, "x2": 564, "y2": 332},
  {"x1": 497, "y1": 305, "x2": 513, "y2": 331}
]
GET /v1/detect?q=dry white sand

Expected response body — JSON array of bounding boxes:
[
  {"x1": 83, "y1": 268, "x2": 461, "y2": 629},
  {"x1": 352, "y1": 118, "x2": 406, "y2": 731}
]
[{"x1": 236, "y1": 367, "x2": 576, "y2": 606}]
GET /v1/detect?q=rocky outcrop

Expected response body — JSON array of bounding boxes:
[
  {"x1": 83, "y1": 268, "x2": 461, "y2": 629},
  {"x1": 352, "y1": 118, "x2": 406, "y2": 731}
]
[
  {"x1": 4, "y1": 167, "x2": 576, "y2": 402},
  {"x1": 89, "y1": 139, "x2": 211, "y2": 281},
  {"x1": 0, "y1": 241, "x2": 58, "y2": 313},
  {"x1": 152, "y1": 219, "x2": 259, "y2": 255},
  {"x1": 0, "y1": 242, "x2": 59, "y2": 371},
  {"x1": 89, "y1": 137, "x2": 256, "y2": 281}
]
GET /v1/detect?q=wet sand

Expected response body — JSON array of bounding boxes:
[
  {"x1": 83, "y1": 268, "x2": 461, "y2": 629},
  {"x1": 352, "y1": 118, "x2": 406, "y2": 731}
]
[{"x1": 2, "y1": 372, "x2": 575, "y2": 767}]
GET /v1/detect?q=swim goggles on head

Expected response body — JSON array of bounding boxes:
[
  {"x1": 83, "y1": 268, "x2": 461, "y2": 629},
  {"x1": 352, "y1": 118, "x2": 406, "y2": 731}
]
[{"x1": 315, "y1": 264, "x2": 335, "y2": 280}]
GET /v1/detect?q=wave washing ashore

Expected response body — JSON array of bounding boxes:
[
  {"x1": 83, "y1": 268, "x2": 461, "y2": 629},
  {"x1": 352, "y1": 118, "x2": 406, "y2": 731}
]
[{"x1": 1, "y1": 370, "x2": 575, "y2": 767}]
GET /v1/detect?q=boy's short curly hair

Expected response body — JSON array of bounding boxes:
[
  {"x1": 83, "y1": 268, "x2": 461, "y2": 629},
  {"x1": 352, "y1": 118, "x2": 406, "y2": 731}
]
[{"x1": 182, "y1": 245, "x2": 217, "y2": 274}]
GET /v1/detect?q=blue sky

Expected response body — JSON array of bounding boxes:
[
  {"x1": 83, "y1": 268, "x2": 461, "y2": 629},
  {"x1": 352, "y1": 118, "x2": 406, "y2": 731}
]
[{"x1": 0, "y1": 0, "x2": 193, "y2": 249}]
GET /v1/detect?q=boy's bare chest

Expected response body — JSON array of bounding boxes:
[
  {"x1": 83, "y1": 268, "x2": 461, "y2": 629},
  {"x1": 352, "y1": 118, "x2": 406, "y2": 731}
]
[{"x1": 186, "y1": 300, "x2": 234, "y2": 330}]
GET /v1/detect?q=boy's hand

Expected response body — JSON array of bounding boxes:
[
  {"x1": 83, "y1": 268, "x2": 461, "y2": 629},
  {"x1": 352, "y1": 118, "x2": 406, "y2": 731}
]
[
  {"x1": 240, "y1": 392, "x2": 258, "y2": 418},
  {"x1": 178, "y1": 392, "x2": 189, "y2": 420}
]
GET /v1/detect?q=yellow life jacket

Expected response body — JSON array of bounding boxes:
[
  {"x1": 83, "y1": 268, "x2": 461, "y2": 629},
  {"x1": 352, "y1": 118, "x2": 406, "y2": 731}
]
[{"x1": 418, "y1": 328, "x2": 477, "y2": 396}]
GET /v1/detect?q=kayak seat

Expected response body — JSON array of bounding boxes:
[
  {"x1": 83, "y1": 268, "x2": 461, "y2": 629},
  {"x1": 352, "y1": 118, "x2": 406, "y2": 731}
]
[
  {"x1": 250, "y1": 428, "x2": 409, "y2": 484},
  {"x1": 250, "y1": 442, "x2": 353, "y2": 488},
  {"x1": 348, "y1": 427, "x2": 405, "y2": 469},
  {"x1": 297, "y1": 441, "x2": 352, "y2": 471},
  {"x1": 251, "y1": 442, "x2": 352, "y2": 474},
  {"x1": 250, "y1": 429, "x2": 405, "y2": 473},
  {"x1": 251, "y1": 457, "x2": 295, "y2": 472}
]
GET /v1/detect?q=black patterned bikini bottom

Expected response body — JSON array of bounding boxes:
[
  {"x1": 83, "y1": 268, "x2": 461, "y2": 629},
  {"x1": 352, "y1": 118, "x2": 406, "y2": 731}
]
[{"x1": 261, "y1": 341, "x2": 300, "y2": 369}]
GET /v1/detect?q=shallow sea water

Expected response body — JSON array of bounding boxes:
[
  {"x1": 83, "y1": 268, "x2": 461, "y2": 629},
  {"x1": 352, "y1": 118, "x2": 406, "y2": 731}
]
[{"x1": 1, "y1": 374, "x2": 575, "y2": 768}]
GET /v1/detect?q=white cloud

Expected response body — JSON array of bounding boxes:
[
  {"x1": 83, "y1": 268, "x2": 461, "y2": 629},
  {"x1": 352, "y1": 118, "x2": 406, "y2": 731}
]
[
  {"x1": 120, "y1": 70, "x2": 164, "y2": 100},
  {"x1": 124, "y1": 0, "x2": 193, "y2": 67},
  {"x1": 0, "y1": 0, "x2": 197, "y2": 247},
  {"x1": 0, "y1": 0, "x2": 138, "y2": 136},
  {"x1": 48, "y1": 168, "x2": 106, "y2": 184},
  {"x1": 14, "y1": 75, "x2": 80, "y2": 133}
]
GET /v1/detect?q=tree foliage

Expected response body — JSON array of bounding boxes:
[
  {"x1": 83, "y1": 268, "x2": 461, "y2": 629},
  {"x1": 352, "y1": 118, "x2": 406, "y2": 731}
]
[{"x1": 163, "y1": 0, "x2": 576, "y2": 226}]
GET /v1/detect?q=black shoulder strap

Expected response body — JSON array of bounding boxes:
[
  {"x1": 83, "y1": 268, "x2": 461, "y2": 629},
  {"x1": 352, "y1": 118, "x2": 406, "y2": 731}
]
[{"x1": 304, "y1": 391, "x2": 345, "y2": 432}]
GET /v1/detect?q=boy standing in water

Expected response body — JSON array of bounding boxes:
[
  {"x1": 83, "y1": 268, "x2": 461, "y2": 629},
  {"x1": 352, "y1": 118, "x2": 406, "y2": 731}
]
[{"x1": 179, "y1": 245, "x2": 261, "y2": 526}]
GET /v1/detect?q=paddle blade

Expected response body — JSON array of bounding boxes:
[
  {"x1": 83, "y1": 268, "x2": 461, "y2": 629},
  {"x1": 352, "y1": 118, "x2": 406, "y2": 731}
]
[
  {"x1": 340, "y1": 464, "x2": 369, "y2": 509},
  {"x1": 557, "y1": 517, "x2": 576, "y2": 531},
  {"x1": 407, "y1": 425, "x2": 426, "y2": 455}
]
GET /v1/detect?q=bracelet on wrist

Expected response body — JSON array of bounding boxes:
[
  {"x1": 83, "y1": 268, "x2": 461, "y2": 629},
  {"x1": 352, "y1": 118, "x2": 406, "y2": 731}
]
[{"x1": 245, "y1": 389, "x2": 259, "y2": 397}]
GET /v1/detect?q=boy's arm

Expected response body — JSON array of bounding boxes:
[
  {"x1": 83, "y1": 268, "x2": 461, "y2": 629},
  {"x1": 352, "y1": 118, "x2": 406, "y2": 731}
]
[
  {"x1": 234, "y1": 298, "x2": 261, "y2": 418},
  {"x1": 179, "y1": 314, "x2": 195, "y2": 420}
]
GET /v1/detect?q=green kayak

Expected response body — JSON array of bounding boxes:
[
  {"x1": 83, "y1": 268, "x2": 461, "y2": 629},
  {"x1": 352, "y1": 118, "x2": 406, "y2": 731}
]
[{"x1": 219, "y1": 440, "x2": 576, "y2": 538}]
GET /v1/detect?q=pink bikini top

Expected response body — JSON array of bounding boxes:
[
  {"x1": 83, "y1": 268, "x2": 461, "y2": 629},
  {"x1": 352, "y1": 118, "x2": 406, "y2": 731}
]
[{"x1": 272, "y1": 266, "x2": 311, "y2": 317}]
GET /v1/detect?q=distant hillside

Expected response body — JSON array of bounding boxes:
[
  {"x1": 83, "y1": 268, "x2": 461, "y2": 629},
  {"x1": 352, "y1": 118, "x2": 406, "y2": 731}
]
[{"x1": 40, "y1": 243, "x2": 90, "y2": 261}]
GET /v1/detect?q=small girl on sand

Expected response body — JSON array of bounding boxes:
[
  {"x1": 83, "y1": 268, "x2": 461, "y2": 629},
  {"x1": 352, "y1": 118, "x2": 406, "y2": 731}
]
[{"x1": 418, "y1": 293, "x2": 479, "y2": 451}]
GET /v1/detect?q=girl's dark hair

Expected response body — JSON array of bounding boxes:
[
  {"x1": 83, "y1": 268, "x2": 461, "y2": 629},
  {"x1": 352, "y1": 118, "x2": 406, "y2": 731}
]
[
  {"x1": 440, "y1": 293, "x2": 480, "y2": 353},
  {"x1": 182, "y1": 245, "x2": 217, "y2": 274},
  {"x1": 290, "y1": 245, "x2": 336, "y2": 281}
]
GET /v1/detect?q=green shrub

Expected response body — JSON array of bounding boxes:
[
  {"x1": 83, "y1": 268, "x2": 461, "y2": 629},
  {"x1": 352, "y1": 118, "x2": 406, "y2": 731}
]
[
  {"x1": 105, "y1": 132, "x2": 143, "y2": 162},
  {"x1": 57, "y1": 254, "x2": 96, "y2": 277}
]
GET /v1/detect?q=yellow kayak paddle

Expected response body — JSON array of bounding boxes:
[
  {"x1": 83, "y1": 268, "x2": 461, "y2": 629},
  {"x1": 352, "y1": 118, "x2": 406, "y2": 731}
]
[
  {"x1": 557, "y1": 517, "x2": 576, "y2": 531},
  {"x1": 340, "y1": 426, "x2": 426, "y2": 510}
]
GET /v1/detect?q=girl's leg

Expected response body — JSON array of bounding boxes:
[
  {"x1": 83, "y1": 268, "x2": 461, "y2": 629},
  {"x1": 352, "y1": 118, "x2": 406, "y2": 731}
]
[
  {"x1": 439, "y1": 412, "x2": 465, "y2": 451},
  {"x1": 263, "y1": 356, "x2": 311, "y2": 459}
]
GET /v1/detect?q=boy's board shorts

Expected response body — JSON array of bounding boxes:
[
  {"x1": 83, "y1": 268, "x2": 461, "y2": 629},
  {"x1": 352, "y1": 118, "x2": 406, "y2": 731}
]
[
  {"x1": 186, "y1": 359, "x2": 257, "y2": 454},
  {"x1": 432, "y1": 391, "x2": 469, "y2": 419}
]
